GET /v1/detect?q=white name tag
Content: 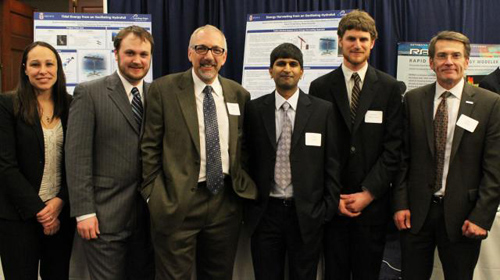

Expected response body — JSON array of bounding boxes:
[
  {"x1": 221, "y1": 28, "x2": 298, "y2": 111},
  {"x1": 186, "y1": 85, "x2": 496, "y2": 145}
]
[
  {"x1": 305, "y1": 133, "x2": 322, "y2": 147},
  {"x1": 365, "y1": 110, "x2": 383, "y2": 124},
  {"x1": 456, "y1": 114, "x2": 478, "y2": 133},
  {"x1": 226, "y1": 103, "x2": 241, "y2": 116}
]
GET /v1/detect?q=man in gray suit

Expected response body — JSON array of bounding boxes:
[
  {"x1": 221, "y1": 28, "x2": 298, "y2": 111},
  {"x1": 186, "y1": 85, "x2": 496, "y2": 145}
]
[
  {"x1": 393, "y1": 31, "x2": 500, "y2": 280},
  {"x1": 66, "y1": 26, "x2": 155, "y2": 280},
  {"x1": 141, "y1": 25, "x2": 257, "y2": 280}
]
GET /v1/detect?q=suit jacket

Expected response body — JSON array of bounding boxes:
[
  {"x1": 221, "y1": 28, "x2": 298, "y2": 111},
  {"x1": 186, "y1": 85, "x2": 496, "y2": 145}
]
[
  {"x1": 308, "y1": 65, "x2": 403, "y2": 225},
  {"x1": 479, "y1": 67, "x2": 500, "y2": 94},
  {"x1": 141, "y1": 69, "x2": 257, "y2": 235},
  {"x1": 65, "y1": 72, "x2": 149, "y2": 233},
  {"x1": 0, "y1": 93, "x2": 71, "y2": 220},
  {"x1": 393, "y1": 82, "x2": 500, "y2": 242},
  {"x1": 244, "y1": 90, "x2": 341, "y2": 244}
]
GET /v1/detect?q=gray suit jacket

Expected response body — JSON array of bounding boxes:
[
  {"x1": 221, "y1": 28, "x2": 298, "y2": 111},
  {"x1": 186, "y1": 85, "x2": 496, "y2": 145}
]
[
  {"x1": 66, "y1": 72, "x2": 149, "y2": 233},
  {"x1": 141, "y1": 69, "x2": 257, "y2": 235},
  {"x1": 393, "y1": 82, "x2": 500, "y2": 242}
]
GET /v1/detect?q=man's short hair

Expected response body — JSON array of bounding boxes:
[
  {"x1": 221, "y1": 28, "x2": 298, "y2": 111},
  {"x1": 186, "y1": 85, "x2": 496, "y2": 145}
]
[
  {"x1": 270, "y1": 43, "x2": 303, "y2": 69},
  {"x1": 114, "y1": 25, "x2": 154, "y2": 53},
  {"x1": 337, "y1": 10, "x2": 378, "y2": 40},
  {"x1": 428, "y1": 30, "x2": 471, "y2": 59},
  {"x1": 189, "y1": 24, "x2": 228, "y2": 51}
]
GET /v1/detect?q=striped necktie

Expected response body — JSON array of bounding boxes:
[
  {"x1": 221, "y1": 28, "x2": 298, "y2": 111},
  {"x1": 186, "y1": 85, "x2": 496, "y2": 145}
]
[
  {"x1": 350, "y1": 72, "x2": 361, "y2": 123},
  {"x1": 131, "y1": 87, "x2": 143, "y2": 128}
]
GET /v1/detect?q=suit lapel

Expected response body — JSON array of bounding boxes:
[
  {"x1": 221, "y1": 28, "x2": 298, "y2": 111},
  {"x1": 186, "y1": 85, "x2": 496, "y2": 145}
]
[
  {"x1": 261, "y1": 93, "x2": 277, "y2": 150},
  {"x1": 291, "y1": 91, "x2": 312, "y2": 149},
  {"x1": 421, "y1": 84, "x2": 436, "y2": 156},
  {"x1": 176, "y1": 70, "x2": 201, "y2": 156},
  {"x1": 330, "y1": 69, "x2": 352, "y2": 132},
  {"x1": 352, "y1": 66, "x2": 378, "y2": 132},
  {"x1": 32, "y1": 115, "x2": 45, "y2": 158},
  {"x1": 220, "y1": 76, "x2": 239, "y2": 160},
  {"x1": 450, "y1": 83, "x2": 476, "y2": 163},
  {"x1": 107, "y1": 72, "x2": 140, "y2": 135}
]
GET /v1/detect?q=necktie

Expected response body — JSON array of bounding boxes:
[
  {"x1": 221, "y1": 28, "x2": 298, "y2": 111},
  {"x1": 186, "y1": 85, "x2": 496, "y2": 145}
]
[
  {"x1": 274, "y1": 102, "x2": 292, "y2": 189},
  {"x1": 434, "y1": 91, "x2": 451, "y2": 193},
  {"x1": 203, "y1": 86, "x2": 224, "y2": 195},
  {"x1": 350, "y1": 72, "x2": 361, "y2": 123},
  {"x1": 131, "y1": 87, "x2": 143, "y2": 128}
]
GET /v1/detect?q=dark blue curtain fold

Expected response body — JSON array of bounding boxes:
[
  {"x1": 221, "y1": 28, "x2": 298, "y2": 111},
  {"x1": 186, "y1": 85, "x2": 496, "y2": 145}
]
[{"x1": 108, "y1": 0, "x2": 500, "y2": 82}]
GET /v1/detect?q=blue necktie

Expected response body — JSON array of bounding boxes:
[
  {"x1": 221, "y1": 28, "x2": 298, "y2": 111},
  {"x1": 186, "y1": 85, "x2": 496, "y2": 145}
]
[
  {"x1": 131, "y1": 87, "x2": 143, "y2": 128},
  {"x1": 203, "y1": 86, "x2": 224, "y2": 195}
]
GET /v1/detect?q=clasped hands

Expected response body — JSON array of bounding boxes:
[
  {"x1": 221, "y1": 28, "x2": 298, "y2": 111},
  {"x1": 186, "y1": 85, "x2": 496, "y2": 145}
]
[
  {"x1": 36, "y1": 197, "x2": 64, "y2": 236},
  {"x1": 338, "y1": 190, "x2": 374, "y2": 217}
]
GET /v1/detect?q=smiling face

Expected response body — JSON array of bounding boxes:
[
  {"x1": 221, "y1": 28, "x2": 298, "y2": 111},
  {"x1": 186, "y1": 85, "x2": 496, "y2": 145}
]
[
  {"x1": 339, "y1": 29, "x2": 375, "y2": 71},
  {"x1": 188, "y1": 28, "x2": 227, "y2": 84},
  {"x1": 115, "y1": 33, "x2": 152, "y2": 86},
  {"x1": 24, "y1": 46, "x2": 58, "y2": 95},
  {"x1": 430, "y1": 39, "x2": 469, "y2": 90},
  {"x1": 269, "y1": 58, "x2": 303, "y2": 95}
]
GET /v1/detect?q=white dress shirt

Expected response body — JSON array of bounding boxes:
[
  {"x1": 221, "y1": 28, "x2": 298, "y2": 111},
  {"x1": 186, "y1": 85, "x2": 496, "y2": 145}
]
[{"x1": 342, "y1": 63, "x2": 369, "y2": 105}]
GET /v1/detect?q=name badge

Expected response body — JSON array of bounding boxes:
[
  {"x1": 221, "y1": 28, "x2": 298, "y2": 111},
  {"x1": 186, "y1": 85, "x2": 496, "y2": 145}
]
[
  {"x1": 226, "y1": 103, "x2": 241, "y2": 116},
  {"x1": 305, "y1": 133, "x2": 322, "y2": 147},
  {"x1": 456, "y1": 114, "x2": 478, "y2": 133},
  {"x1": 365, "y1": 110, "x2": 383, "y2": 124}
]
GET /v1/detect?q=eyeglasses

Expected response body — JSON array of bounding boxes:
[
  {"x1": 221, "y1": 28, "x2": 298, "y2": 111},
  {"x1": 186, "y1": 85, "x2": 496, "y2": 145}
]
[{"x1": 192, "y1": 45, "x2": 225, "y2": 56}]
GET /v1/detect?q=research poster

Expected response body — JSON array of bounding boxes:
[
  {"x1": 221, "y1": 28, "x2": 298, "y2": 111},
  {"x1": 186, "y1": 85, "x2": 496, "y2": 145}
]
[
  {"x1": 34, "y1": 12, "x2": 153, "y2": 94},
  {"x1": 397, "y1": 42, "x2": 500, "y2": 92},
  {"x1": 242, "y1": 10, "x2": 348, "y2": 99}
]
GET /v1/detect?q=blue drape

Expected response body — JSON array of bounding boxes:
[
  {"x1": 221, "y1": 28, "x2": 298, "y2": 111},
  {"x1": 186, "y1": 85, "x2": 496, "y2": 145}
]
[{"x1": 108, "y1": 0, "x2": 500, "y2": 82}]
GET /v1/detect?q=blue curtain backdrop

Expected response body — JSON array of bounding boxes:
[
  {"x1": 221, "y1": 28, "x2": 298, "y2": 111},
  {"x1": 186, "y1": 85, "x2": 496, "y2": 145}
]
[{"x1": 108, "y1": 0, "x2": 500, "y2": 83}]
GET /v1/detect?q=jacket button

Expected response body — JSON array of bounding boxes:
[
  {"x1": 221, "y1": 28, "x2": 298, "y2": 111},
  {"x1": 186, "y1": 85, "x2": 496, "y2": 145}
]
[
  {"x1": 191, "y1": 188, "x2": 196, "y2": 192},
  {"x1": 350, "y1": 146, "x2": 356, "y2": 154}
]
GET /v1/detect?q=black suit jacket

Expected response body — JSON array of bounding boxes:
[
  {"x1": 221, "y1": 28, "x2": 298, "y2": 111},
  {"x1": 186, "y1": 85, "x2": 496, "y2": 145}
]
[
  {"x1": 308, "y1": 65, "x2": 403, "y2": 225},
  {"x1": 0, "y1": 93, "x2": 71, "y2": 221},
  {"x1": 479, "y1": 67, "x2": 500, "y2": 94},
  {"x1": 244, "y1": 90, "x2": 341, "y2": 244},
  {"x1": 393, "y1": 82, "x2": 500, "y2": 242}
]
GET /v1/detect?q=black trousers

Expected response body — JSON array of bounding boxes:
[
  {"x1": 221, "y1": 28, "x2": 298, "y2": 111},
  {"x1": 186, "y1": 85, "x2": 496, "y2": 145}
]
[
  {"x1": 251, "y1": 198, "x2": 322, "y2": 280},
  {"x1": 400, "y1": 200, "x2": 481, "y2": 280},
  {"x1": 323, "y1": 216, "x2": 387, "y2": 280},
  {"x1": 0, "y1": 205, "x2": 75, "y2": 280}
]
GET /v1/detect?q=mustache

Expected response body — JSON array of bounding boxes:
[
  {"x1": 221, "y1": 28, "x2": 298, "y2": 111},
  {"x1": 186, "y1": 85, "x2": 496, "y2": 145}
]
[{"x1": 200, "y1": 59, "x2": 217, "y2": 67}]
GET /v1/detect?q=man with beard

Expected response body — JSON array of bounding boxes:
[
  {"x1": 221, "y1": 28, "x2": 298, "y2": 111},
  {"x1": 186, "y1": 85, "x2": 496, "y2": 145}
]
[
  {"x1": 140, "y1": 25, "x2": 257, "y2": 279},
  {"x1": 309, "y1": 10, "x2": 404, "y2": 280},
  {"x1": 244, "y1": 43, "x2": 340, "y2": 279},
  {"x1": 66, "y1": 26, "x2": 154, "y2": 280}
]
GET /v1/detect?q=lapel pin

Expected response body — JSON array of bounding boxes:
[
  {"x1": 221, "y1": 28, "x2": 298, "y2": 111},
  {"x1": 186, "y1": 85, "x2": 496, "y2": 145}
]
[{"x1": 466, "y1": 101, "x2": 473, "y2": 104}]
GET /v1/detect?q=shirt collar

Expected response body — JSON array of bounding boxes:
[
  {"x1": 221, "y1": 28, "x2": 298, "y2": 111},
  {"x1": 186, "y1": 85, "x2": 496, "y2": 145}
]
[
  {"x1": 342, "y1": 63, "x2": 369, "y2": 83},
  {"x1": 117, "y1": 70, "x2": 144, "y2": 97},
  {"x1": 275, "y1": 88, "x2": 300, "y2": 111},
  {"x1": 192, "y1": 68, "x2": 223, "y2": 98},
  {"x1": 435, "y1": 78, "x2": 464, "y2": 101}
]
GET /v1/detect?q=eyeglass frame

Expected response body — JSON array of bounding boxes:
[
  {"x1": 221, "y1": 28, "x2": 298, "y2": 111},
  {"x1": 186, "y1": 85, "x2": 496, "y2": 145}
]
[{"x1": 191, "y1": 44, "x2": 226, "y2": 56}]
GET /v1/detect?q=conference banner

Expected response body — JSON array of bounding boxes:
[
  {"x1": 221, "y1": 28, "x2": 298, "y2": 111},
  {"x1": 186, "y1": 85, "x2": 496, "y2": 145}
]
[{"x1": 34, "y1": 12, "x2": 153, "y2": 94}]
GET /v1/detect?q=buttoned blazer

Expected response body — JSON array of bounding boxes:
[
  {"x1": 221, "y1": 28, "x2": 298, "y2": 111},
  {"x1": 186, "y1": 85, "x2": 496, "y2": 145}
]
[
  {"x1": 0, "y1": 93, "x2": 71, "y2": 220},
  {"x1": 308, "y1": 66, "x2": 403, "y2": 225},
  {"x1": 65, "y1": 72, "x2": 149, "y2": 233},
  {"x1": 479, "y1": 67, "x2": 500, "y2": 94},
  {"x1": 140, "y1": 69, "x2": 257, "y2": 235},
  {"x1": 393, "y1": 82, "x2": 500, "y2": 242},
  {"x1": 243, "y1": 90, "x2": 341, "y2": 244}
]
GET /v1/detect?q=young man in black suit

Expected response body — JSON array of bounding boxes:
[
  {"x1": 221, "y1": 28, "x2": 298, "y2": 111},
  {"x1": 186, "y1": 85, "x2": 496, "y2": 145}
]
[{"x1": 308, "y1": 10, "x2": 404, "y2": 280}]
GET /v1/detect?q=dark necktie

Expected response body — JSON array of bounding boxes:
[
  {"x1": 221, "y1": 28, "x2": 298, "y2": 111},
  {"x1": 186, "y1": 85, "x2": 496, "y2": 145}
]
[
  {"x1": 131, "y1": 87, "x2": 143, "y2": 128},
  {"x1": 203, "y1": 85, "x2": 224, "y2": 195},
  {"x1": 350, "y1": 72, "x2": 361, "y2": 123},
  {"x1": 274, "y1": 102, "x2": 292, "y2": 189},
  {"x1": 434, "y1": 91, "x2": 451, "y2": 193}
]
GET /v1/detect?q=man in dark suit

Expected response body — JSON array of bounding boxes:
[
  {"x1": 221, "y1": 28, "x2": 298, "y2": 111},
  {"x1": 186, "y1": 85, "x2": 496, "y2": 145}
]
[
  {"x1": 308, "y1": 10, "x2": 403, "y2": 280},
  {"x1": 393, "y1": 31, "x2": 500, "y2": 280},
  {"x1": 244, "y1": 43, "x2": 340, "y2": 279},
  {"x1": 479, "y1": 67, "x2": 500, "y2": 94},
  {"x1": 65, "y1": 26, "x2": 154, "y2": 280},
  {"x1": 141, "y1": 25, "x2": 257, "y2": 280}
]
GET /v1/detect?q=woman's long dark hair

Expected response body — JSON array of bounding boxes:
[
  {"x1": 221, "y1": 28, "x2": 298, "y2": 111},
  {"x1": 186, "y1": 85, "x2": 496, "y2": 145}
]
[{"x1": 14, "y1": 41, "x2": 69, "y2": 125}]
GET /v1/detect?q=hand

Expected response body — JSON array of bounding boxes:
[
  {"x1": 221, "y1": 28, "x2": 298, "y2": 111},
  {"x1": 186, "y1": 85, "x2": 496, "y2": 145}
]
[
  {"x1": 43, "y1": 218, "x2": 61, "y2": 235},
  {"x1": 462, "y1": 220, "x2": 488, "y2": 239},
  {"x1": 394, "y1": 210, "x2": 411, "y2": 230},
  {"x1": 341, "y1": 190, "x2": 374, "y2": 213},
  {"x1": 77, "y1": 216, "x2": 100, "y2": 240},
  {"x1": 338, "y1": 198, "x2": 361, "y2": 217},
  {"x1": 37, "y1": 197, "x2": 64, "y2": 226}
]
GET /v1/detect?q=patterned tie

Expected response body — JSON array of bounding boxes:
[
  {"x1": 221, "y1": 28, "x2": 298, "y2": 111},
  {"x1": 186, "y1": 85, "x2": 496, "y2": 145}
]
[
  {"x1": 131, "y1": 87, "x2": 143, "y2": 128},
  {"x1": 203, "y1": 86, "x2": 224, "y2": 195},
  {"x1": 274, "y1": 102, "x2": 292, "y2": 189},
  {"x1": 434, "y1": 91, "x2": 451, "y2": 193},
  {"x1": 350, "y1": 72, "x2": 361, "y2": 123}
]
